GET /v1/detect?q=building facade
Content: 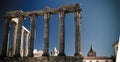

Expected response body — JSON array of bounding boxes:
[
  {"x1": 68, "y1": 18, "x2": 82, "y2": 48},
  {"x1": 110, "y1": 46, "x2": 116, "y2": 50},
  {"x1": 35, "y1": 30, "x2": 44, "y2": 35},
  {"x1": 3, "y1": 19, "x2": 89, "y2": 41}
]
[
  {"x1": 33, "y1": 49, "x2": 43, "y2": 57},
  {"x1": 113, "y1": 41, "x2": 118, "y2": 57},
  {"x1": 83, "y1": 46, "x2": 112, "y2": 62},
  {"x1": 51, "y1": 48, "x2": 59, "y2": 56}
]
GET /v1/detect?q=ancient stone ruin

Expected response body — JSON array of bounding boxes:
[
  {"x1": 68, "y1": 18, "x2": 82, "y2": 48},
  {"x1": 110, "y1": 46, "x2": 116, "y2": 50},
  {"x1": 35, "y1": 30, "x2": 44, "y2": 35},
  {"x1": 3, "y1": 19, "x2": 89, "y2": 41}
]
[{"x1": 0, "y1": 4, "x2": 83, "y2": 62}]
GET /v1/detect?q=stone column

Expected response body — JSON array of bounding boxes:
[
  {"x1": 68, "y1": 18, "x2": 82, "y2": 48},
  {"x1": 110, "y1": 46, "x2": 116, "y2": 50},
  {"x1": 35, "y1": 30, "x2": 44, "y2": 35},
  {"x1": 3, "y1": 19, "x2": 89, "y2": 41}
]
[
  {"x1": 11, "y1": 21, "x2": 18, "y2": 57},
  {"x1": 74, "y1": 11, "x2": 82, "y2": 56},
  {"x1": 28, "y1": 15, "x2": 36, "y2": 57},
  {"x1": 24, "y1": 32, "x2": 29, "y2": 56},
  {"x1": 42, "y1": 13, "x2": 50, "y2": 56},
  {"x1": 58, "y1": 11, "x2": 66, "y2": 56},
  {"x1": 20, "y1": 27, "x2": 24, "y2": 57},
  {"x1": 14, "y1": 16, "x2": 24, "y2": 57},
  {"x1": 0, "y1": 17, "x2": 11, "y2": 57}
]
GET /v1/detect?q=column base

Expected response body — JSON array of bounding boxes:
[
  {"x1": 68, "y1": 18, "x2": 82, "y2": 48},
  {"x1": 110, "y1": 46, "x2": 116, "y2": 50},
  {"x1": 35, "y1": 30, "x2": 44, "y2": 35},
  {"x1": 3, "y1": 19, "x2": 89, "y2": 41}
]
[
  {"x1": 42, "y1": 53, "x2": 49, "y2": 56},
  {"x1": 0, "y1": 53, "x2": 7, "y2": 57},
  {"x1": 74, "y1": 52, "x2": 83, "y2": 57},
  {"x1": 14, "y1": 53, "x2": 21, "y2": 57},
  {"x1": 58, "y1": 53, "x2": 66, "y2": 56},
  {"x1": 28, "y1": 53, "x2": 34, "y2": 57}
]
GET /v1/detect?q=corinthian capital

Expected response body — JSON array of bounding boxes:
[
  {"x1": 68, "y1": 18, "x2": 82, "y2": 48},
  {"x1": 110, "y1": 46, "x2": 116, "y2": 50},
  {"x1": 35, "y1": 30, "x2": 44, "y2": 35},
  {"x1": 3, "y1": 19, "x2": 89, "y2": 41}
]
[
  {"x1": 44, "y1": 13, "x2": 51, "y2": 20},
  {"x1": 59, "y1": 11, "x2": 65, "y2": 18}
]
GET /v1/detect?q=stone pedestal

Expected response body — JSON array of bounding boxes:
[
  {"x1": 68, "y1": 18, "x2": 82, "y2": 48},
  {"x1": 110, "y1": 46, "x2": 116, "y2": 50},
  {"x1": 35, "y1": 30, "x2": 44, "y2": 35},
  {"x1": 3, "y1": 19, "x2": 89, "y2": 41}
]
[{"x1": 0, "y1": 56, "x2": 83, "y2": 62}]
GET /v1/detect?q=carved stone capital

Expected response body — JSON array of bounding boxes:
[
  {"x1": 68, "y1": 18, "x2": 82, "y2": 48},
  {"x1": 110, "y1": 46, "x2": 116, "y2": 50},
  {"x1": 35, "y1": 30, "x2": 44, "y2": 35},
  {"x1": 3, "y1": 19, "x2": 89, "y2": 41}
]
[
  {"x1": 4, "y1": 17, "x2": 11, "y2": 24},
  {"x1": 30, "y1": 14, "x2": 36, "y2": 22},
  {"x1": 74, "y1": 11, "x2": 80, "y2": 18},
  {"x1": 44, "y1": 13, "x2": 51, "y2": 20},
  {"x1": 74, "y1": 10, "x2": 82, "y2": 24},
  {"x1": 59, "y1": 11, "x2": 65, "y2": 18}
]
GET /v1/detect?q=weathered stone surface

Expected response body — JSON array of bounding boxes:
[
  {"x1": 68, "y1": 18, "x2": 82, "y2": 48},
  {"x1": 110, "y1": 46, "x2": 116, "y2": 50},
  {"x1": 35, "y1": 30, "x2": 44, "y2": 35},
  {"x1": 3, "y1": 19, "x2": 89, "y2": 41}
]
[
  {"x1": 42, "y1": 13, "x2": 50, "y2": 56},
  {"x1": 74, "y1": 10, "x2": 82, "y2": 56},
  {"x1": 5, "y1": 4, "x2": 81, "y2": 18},
  {"x1": 0, "y1": 4, "x2": 83, "y2": 62},
  {"x1": 28, "y1": 15, "x2": 36, "y2": 57},
  {"x1": 58, "y1": 11, "x2": 66, "y2": 56},
  {"x1": 1, "y1": 18, "x2": 11, "y2": 57},
  {"x1": 0, "y1": 56, "x2": 83, "y2": 62}
]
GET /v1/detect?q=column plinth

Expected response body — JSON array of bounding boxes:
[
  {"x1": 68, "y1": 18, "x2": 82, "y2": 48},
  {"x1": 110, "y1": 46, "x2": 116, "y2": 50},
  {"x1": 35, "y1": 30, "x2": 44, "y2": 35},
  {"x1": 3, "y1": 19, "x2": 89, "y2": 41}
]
[
  {"x1": 42, "y1": 13, "x2": 50, "y2": 56},
  {"x1": 58, "y1": 11, "x2": 66, "y2": 56},
  {"x1": 28, "y1": 15, "x2": 36, "y2": 57}
]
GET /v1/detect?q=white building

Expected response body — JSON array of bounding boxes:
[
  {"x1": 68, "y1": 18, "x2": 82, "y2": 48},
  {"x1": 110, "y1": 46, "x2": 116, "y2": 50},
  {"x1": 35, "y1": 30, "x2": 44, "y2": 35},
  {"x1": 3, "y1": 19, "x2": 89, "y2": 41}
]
[
  {"x1": 33, "y1": 49, "x2": 43, "y2": 57},
  {"x1": 116, "y1": 36, "x2": 120, "y2": 62},
  {"x1": 51, "y1": 47, "x2": 59, "y2": 56},
  {"x1": 83, "y1": 45, "x2": 112, "y2": 62},
  {"x1": 113, "y1": 40, "x2": 119, "y2": 57},
  {"x1": 83, "y1": 57, "x2": 112, "y2": 62}
]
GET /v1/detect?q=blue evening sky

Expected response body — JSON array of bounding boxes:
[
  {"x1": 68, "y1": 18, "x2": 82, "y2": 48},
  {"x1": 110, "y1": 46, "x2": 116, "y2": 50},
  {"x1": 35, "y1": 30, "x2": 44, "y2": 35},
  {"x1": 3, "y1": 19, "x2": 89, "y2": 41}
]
[{"x1": 0, "y1": 0, "x2": 120, "y2": 57}]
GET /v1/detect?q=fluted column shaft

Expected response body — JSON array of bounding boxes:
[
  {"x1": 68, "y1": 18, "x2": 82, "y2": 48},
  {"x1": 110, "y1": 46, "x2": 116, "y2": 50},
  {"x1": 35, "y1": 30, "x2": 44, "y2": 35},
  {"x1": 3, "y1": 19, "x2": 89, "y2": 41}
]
[
  {"x1": 74, "y1": 11, "x2": 82, "y2": 56},
  {"x1": 14, "y1": 16, "x2": 23, "y2": 57},
  {"x1": 28, "y1": 15, "x2": 36, "y2": 57},
  {"x1": 11, "y1": 22, "x2": 18, "y2": 57},
  {"x1": 58, "y1": 11, "x2": 66, "y2": 56},
  {"x1": 1, "y1": 17, "x2": 11, "y2": 57},
  {"x1": 20, "y1": 27, "x2": 24, "y2": 57},
  {"x1": 42, "y1": 13, "x2": 50, "y2": 56},
  {"x1": 24, "y1": 32, "x2": 29, "y2": 56}
]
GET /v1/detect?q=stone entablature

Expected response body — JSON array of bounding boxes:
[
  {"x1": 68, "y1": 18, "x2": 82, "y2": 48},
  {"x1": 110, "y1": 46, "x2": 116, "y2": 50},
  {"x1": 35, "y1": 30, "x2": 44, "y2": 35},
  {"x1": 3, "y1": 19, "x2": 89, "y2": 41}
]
[{"x1": 5, "y1": 4, "x2": 81, "y2": 18}]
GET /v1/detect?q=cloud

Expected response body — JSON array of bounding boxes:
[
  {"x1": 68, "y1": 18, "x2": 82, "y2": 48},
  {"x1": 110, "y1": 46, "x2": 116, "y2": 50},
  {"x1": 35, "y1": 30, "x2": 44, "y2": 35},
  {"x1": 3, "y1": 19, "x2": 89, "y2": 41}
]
[
  {"x1": 33, "y1": 49, "x2": 37, "y2": 54},
  {"x1": 33, "y1": 49, "x2": 43, "y2": 54},
  {"x1": 33, "y1": 49, "x2": 43, "y2": 57}
]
